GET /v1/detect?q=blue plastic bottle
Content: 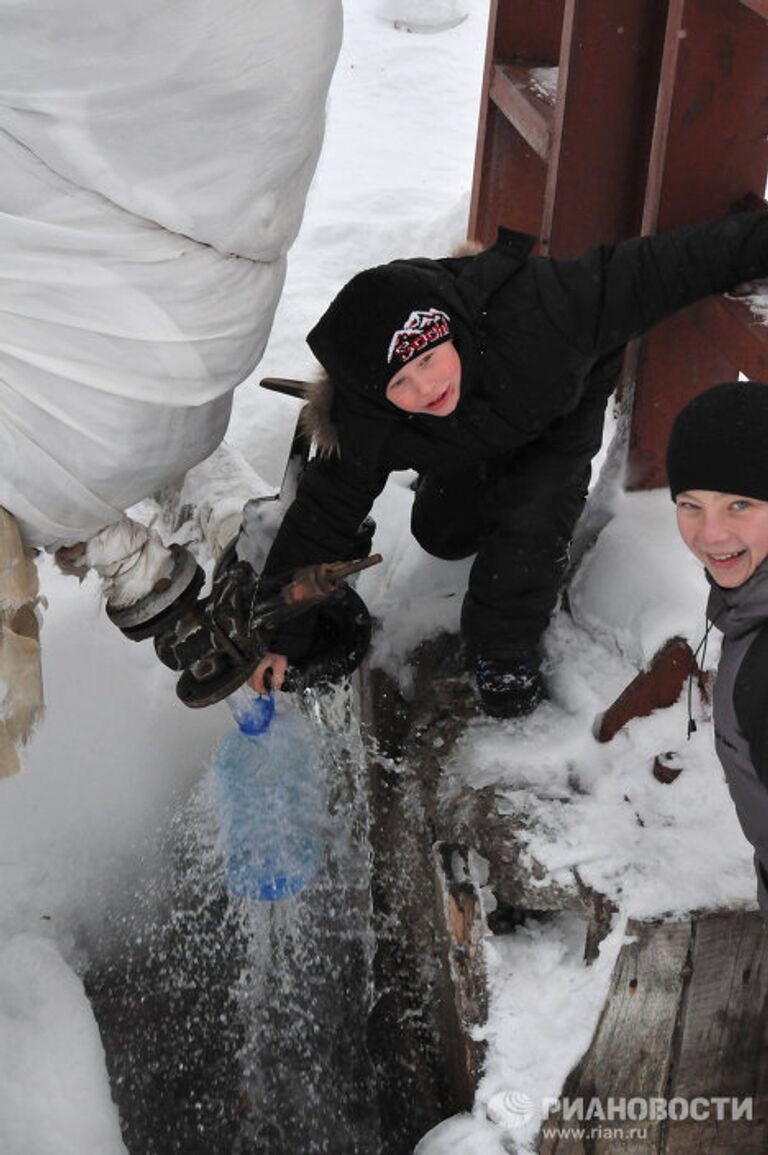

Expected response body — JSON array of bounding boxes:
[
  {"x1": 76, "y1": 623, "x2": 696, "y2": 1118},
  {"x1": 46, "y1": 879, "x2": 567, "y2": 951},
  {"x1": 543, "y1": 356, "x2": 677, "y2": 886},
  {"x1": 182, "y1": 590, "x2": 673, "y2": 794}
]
[{"x1": 213, "y1": 686, "x2": 323, "y2": 901}]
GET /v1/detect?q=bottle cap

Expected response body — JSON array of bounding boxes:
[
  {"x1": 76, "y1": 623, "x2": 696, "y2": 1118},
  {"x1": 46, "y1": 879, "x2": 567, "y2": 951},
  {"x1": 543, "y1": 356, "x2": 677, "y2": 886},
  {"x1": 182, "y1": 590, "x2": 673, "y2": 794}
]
[{"x1": 228, "y1": 687, "x2": 276, "y2": 735}]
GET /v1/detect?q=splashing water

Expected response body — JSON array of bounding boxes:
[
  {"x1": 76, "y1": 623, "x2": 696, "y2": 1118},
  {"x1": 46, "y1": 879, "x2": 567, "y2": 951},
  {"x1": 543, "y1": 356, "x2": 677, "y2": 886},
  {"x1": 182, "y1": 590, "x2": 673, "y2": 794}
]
[
  {"x1": 234, "y1": 684, "x2": 380, "y2": 1153},
  {"x1": 85, "y1": 681, "x2": 381, "y2": 1155}
]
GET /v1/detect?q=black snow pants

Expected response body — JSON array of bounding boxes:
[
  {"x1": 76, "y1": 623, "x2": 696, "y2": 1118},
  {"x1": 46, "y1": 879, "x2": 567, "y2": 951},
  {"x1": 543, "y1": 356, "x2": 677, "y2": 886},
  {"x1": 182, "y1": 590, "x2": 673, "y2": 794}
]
[{"x1": 410, "y1": 391, "x2": 609, "y2": 660}]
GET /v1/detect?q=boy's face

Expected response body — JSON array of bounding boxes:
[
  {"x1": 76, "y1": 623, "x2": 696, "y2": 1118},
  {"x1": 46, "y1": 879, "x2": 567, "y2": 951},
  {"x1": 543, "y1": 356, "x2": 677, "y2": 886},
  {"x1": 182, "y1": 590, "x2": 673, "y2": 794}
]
[
  {"x1": 675, "y1": 489, "x2": 768, "y2": 587},
  {"x1": 385, "y1": 340, "x2": 461, "y2": 416}
]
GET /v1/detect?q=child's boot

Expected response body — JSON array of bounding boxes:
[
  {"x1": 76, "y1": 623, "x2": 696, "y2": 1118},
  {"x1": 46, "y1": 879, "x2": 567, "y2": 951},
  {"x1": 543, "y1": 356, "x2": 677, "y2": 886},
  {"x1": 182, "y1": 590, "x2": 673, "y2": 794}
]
[{"x1": 473, "y1": 649, "x2": 547, "y2": 719}]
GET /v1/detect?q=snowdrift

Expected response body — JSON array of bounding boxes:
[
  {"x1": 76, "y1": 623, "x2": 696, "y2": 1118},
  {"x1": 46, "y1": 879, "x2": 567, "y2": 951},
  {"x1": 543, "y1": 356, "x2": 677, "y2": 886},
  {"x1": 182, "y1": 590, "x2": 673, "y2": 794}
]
[{"x1": 0, "y1": 0, "x2": 342, "y2": 548}]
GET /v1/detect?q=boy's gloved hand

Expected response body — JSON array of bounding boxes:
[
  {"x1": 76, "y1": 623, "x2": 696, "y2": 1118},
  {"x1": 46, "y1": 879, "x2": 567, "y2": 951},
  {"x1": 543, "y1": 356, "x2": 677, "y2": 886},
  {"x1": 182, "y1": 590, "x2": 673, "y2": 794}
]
[{"x1": 152, "y1": 553, "x2": 376, "y2": 707}]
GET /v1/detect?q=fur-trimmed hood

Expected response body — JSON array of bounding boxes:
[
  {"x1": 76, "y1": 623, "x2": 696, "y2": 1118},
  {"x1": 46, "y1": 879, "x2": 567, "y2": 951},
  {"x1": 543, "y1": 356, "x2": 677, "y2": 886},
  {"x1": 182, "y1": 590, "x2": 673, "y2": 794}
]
[
  {"x1": 298, "y1": 231, "x2": 535, "y2": 462},
  {"x1": 300, "y1": 371, "x2": 340, "y2": 458}
]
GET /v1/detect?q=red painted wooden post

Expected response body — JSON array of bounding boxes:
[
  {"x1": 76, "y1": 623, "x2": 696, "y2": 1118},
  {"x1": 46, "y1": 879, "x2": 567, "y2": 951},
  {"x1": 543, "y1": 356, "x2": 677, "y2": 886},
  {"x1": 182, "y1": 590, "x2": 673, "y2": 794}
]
[
  {"x1": 541, "y1": 0, "x2": 667, "y2": 255},
  {"x1": 469, "y1": 0, "x2": 768, "y2": 730},
  {"x1": 469, "y1": 0, "x2": 666, "y2": 254},
  {"x1": 625, "y1": 0, "x2": 768, "y2": 489},
  {"x1": 469, "y1": 0, "x2": 564, "y2": 247},
  {"x1": 596, "y1": 637, "x2": 699, "y2": 743}
]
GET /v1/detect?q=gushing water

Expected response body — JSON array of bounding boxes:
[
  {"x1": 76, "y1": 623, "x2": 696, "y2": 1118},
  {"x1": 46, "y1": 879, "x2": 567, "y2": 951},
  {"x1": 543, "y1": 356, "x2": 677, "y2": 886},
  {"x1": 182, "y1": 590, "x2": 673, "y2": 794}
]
[
  {"x1": 85, "y1": 682, "x2": 381, "y2": 1155},
  {"x1": 234, "y1": 685, "x2": 380, "y2": 1153}
]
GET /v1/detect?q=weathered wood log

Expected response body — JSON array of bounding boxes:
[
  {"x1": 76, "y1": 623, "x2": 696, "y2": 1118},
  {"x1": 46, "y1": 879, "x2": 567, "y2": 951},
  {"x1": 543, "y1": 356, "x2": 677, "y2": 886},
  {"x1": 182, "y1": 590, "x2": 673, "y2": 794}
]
[
  {"x1": 447, "y1": 784, "x2": 617, "y2": 963},
  {"x1": 359, "y1": 623, "x2": 625, "y2": 1153},
  {"x1": 434, "y1": 842, "x2": 489, "y2": 1094},
  {"x1": 664, "y1": 911, "x2": 768, "y2": 1154},
  {"x1": 359, "y1": 635, "x2": 489, "y2": 1152},
  {"x1": 359, "y1": 626, "x2": 625, "y2": 1152},
  {"x1": 539, "y1": 911, "x2": 768, "y2": 1154},
  {"x1": 539, "y1": 919, "x2": 693, "y2": 1154}
]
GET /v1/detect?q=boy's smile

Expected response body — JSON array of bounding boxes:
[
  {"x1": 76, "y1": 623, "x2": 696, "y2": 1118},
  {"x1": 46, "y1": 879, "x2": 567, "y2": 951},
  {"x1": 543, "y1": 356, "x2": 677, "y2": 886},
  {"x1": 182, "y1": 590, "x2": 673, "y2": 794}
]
[
  {"x1": 385, "y1": 340, "x2": 461, "y2": 416},
  {"x1": 675, "y1": 489, "x2": 768, "y2": 587}
]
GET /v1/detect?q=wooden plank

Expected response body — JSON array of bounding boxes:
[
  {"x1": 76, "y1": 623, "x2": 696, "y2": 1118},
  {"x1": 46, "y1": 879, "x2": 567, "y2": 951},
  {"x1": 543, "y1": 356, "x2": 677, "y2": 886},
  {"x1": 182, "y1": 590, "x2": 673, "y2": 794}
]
[
  {"x1": 468, "y1": 0, "x2": 562, "y2": 245},
  {"x1": 486, "y1": 0, "x2": 565, "y2": 61},
  {"x1": 469, "y1": 103, "x2": 548, "y2": 247},
  {"x1": 641, "y1": 0, "x2": 686, "y2": 235},
  {"x1": 542, "y1": 0, "x2": 666, "y2": 255},
  {"x1": 664, "y1": 911, "x2": 768, "y2": 1154},
  {"x1": 628, "y1": 0, "x2": 768, "y2": 487},
  {"x1": 738, "y1": 0, "x2": 768, "y2": 21},
  {"x1": 690, "y1": 295, "x2": 768, "y2": 383},
  {"x1": 643, "y1": 0, "x2": 768, "y2": 233},
  {"x1": 539, "y1": 920, "x2": 692, "y2": 1154},
  {"x1": 489, "y1": 63, "x2": 554, "y2": 161},
  {"x1": 626, "y1": 310, "x2": 740, "y2": 491},
  {"x1": 626, "y1": 292, "x2": 768, "y2": 490},
  {"x1": 359, "y1": 637, "x2": 492, "y2": 1148},
  {"x1": 467, "y1": 0, "x2": 498, "y2": 242},
  {"x1": 596, "y1": 637, "x2": 697, "y2": 744}
]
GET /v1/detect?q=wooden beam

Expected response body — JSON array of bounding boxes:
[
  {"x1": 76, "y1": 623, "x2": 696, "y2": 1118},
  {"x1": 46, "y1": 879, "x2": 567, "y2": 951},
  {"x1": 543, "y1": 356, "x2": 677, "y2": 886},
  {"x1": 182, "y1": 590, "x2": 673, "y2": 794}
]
[
  {"x1": 540, "y1": 913, "x2": 768, "y2": 1153},
  {"x1": 690, "y1": 295, "x2": 768, "y2": 383},
  {"x1": 738, "y1": 0, "x2": 768, "y2": 20},
  {"x1": 489, "y1": 63, "x2": 554, "y2": 161},
  {"x1": 539, "y1": 920, "x2": 693, "y2": 1154},
  {"x1": 665, "y1": 913, "x2": 768, "y2": 1153},
  {"x1": 596, "y1": 637, "x2": 698, "y2": 744}
]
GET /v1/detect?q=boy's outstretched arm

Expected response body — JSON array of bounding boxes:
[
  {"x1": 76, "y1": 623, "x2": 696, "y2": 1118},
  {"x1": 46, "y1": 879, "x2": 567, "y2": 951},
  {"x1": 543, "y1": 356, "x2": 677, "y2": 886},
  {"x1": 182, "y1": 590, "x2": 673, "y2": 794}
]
[
  {"x1": 264, "y1": 454, "x2": 385, "y2": 575},
  {"x1": 537, "y1": 210, "x2": 768, "y2": 359}
]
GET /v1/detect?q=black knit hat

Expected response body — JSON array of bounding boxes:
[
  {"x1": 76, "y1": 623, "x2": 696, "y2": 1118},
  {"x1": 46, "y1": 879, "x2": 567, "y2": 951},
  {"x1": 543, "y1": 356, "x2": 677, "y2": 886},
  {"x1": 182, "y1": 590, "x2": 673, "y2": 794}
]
[
  {"x1": 307, "y1": 264, "x2": 453, "y2": 392},
  {"x1": 667, "y1": 380, "x2": 768, "y2": 500}
]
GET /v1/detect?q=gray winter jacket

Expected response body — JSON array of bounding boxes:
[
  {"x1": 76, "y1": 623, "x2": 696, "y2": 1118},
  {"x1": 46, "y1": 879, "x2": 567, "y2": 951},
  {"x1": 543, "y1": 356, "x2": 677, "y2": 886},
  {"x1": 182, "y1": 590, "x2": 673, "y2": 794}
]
[{"x1": 707, "y1": 561, "x2": 768, "y2": 917}]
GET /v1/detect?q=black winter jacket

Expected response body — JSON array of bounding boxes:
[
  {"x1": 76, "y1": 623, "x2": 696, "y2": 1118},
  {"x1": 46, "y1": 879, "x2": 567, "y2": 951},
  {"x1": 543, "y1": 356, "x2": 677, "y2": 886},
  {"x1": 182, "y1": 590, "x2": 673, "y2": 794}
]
[{"x1": 262, "y1": 212, "x2": 768, "y2": 658}]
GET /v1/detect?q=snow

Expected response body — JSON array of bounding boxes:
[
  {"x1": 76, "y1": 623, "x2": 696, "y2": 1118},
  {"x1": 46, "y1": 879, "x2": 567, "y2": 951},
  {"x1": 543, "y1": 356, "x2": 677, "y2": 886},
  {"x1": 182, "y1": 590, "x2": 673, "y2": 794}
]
[
  {"x1": 529, "y1": 67, "x2": 560, "y2": 105},
  {"x1": 1, "y1": 2, "x2": 764, "y2": 1153},
  {"x1": 0, "y1": 934, "x2": 127, "y2": 1155}
]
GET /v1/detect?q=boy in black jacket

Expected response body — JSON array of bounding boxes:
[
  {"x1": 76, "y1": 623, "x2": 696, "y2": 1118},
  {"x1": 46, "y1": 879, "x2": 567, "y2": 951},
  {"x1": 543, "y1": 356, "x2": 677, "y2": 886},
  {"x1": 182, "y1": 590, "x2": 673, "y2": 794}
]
[
  {"x1": 250, "y1": 212, "x2": 768, "y2": 717},
  {"x1": 668, "y1": 381, "x2": 768, "y2": 919}
]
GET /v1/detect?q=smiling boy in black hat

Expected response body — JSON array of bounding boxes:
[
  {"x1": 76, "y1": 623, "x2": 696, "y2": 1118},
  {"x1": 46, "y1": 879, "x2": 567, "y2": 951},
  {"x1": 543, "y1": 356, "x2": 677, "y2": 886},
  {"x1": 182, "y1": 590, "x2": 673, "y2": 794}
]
[
  {"x1": 250, "y1": 211, "x2": 768, "y2": 718},
  {"x1": 669, "y1": 380, "x2": 768, "y2": 918}
]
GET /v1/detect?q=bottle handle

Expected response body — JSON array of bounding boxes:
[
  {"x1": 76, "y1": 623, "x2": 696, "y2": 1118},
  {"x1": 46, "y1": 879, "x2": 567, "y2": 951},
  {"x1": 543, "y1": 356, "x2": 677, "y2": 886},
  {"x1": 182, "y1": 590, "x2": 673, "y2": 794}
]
[{"x1": 227, "y1": 685, "x2": 275, "y2": 734}]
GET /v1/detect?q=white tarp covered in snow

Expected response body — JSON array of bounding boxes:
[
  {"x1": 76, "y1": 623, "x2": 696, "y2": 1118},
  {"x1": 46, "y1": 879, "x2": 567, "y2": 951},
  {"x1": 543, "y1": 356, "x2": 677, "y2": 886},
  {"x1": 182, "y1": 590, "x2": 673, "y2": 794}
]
[{"x1": 0, "y1": 0, "x2": 342, "y2": 548}]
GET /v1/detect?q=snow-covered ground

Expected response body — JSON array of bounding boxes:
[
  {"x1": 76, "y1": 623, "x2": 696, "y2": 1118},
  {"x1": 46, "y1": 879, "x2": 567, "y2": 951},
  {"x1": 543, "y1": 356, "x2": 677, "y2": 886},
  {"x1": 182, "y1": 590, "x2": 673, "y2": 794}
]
[{"x1": 0, "y1": 3, "x2": 761, "y2": 1154}]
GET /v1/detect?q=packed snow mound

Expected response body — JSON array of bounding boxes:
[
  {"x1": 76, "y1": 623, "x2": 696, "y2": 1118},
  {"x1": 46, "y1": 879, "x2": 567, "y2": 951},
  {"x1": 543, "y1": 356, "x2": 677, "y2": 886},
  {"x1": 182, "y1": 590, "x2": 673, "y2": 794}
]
[
  {"x1": 0, "y1": 0, "x2": 342, "y2": 548},
  {"x1": 0, "y1": 934, "x2": 127, "y2": 1155},
  {"x1": 569, "y1": 489, "x2": 709, "y2": 666}
]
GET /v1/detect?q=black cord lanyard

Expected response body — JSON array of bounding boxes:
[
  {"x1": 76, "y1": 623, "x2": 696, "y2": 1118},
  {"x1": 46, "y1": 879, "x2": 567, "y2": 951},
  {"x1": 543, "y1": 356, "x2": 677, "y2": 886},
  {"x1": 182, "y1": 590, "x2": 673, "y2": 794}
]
[{"x1": 687, "y1": 617, "x2": 714, "y2": 738}]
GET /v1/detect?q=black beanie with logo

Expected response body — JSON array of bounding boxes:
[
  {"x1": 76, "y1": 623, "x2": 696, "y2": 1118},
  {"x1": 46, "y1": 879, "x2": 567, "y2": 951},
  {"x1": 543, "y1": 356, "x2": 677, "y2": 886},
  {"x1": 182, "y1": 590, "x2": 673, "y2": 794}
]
[
  {"x1": 667, "y1": 380, "x2": 768, "y2": 501},
  {"x1": 307, "y1": 263, "x2": 453, "y2": 392}
]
